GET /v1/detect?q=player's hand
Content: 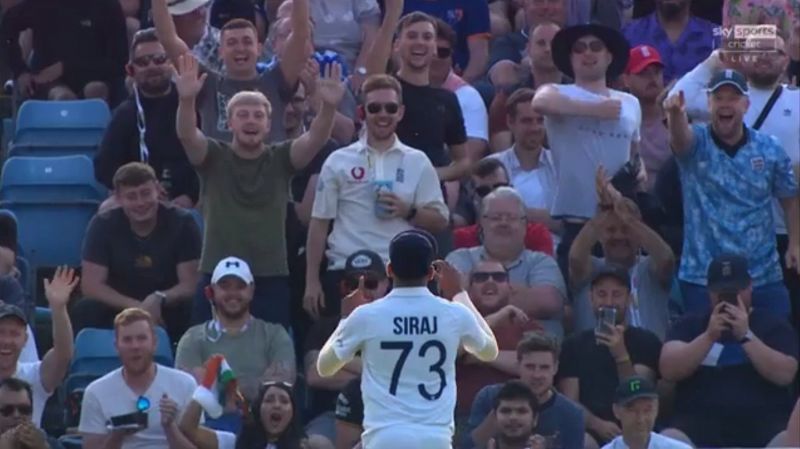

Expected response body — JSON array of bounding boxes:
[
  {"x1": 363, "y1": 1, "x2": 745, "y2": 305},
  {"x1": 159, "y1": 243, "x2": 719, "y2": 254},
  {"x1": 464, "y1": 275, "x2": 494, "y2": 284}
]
[
  {"x1": 174, "y1": 53, "x2": 207, "y2": 100},
  {"x1": 704, "y1": 301, "x2": 728, "y2": 342},
  {"x1": 432, "y1": 260, "x2": 464, "y2": 300},
  {"x1": 341, "y1": 275, "x2": 368, "y2": 318},
  {"x1": 591, "y1": 98, "x2": 622, "y2": 120},
  {"x1": 663, "y1": 90, "x2": 686, "y2": 117},
  {"x1": 303, "y1": 277, "x2": 325, "y2": 320}
]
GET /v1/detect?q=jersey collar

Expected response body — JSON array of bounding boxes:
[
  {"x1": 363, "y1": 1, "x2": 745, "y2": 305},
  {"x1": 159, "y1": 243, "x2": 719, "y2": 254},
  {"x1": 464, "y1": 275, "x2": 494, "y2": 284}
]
[{"x1": 709, "y1": 123, "x2": 749, "y2": 157}]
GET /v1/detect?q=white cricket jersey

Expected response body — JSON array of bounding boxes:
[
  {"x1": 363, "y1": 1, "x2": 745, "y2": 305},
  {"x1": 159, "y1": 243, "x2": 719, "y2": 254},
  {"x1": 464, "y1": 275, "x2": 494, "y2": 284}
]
[{"x1": 332, "y1": 287, "x2": 492, "y2": 438}]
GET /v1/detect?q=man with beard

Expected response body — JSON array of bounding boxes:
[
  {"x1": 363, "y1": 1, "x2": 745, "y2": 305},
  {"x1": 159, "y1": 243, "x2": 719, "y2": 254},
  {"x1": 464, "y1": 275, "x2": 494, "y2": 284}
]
[
  {"x1": 0, "y1": 378, "x2": 62, "y2": 449},
  {"x1": 623, "y1": 46, "x2": 668, "y2": 190},
  {"x1": 669, "y1": 40, "x2": 800, "y2": 323},
  {"x1": 531, "y1": 23, "x2": 640, "y2": 286},
  {"x1": 557, "y1": 266, "x2": 662, "y2": 448},
  {"x1": 79, "y1": 308, "x2": 197, "y2": 449},
  {"x1": 623, "y1": 0, "x2": 717, "y2": 82},
  {"x1": 485, "y1": 381, "x2": 540, "y2": 449},
  {"x1": 455, "y1": 260, "x2": 540, "y2": 419},
  {"x1": 303, "y1": 74, "x2": 448, "y2": 320},
  {"x1": 95, "y1": 29, "x2": 199, "y2": 210},
  {"x1": 569, "y1": 179, "x2": 675, "y2": 341},
  {"x1": 176, "y1": 256, "x2": 295, "y2": 404},
  {"x1": 466, "y1": 333, "x2": 585, "y2": 449},
  {"x1": 664, "y1": 70, "x2": 800, "y2": 317},
  {"x1": 174, "y1": 49, "x2": 345, "y2": 329}
]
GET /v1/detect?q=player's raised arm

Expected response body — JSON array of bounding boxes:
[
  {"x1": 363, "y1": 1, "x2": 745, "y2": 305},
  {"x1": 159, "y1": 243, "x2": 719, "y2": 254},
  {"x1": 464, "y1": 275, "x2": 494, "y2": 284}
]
[
  {"x1": 435, "y1": 261, "x2": 498, "y2": 362},
  {"x1": 317, "y1": 278, "x2": 370, "y2": 377}
]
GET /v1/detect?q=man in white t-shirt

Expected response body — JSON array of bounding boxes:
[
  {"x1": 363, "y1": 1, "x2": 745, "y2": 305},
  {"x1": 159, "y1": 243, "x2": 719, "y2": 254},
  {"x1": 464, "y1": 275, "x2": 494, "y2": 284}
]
[
  {"x1": 531, "y1": 23, "x2": 640, "y2": 281},
  {"x1": 0, "y1": 267, "x2": 77, "y2": 427},
  {"x1": 79, "y1": 308, "x2": 197, "y2": 449},
  {"x1": 316, "y1": 230, "x2": 498, "y2": 449},
  {"x1": 603, "y1": 376, "x2": 692, "y2": 449}
]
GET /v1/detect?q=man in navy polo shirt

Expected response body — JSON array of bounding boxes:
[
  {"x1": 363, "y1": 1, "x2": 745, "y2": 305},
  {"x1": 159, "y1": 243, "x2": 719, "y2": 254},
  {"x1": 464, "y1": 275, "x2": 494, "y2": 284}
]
[
  {"x1": 664, "y1": 69, "x2": 799, "y2": 317},
  {"x1": 660, "y1": 254, "x2": 798, "y2": 447}
]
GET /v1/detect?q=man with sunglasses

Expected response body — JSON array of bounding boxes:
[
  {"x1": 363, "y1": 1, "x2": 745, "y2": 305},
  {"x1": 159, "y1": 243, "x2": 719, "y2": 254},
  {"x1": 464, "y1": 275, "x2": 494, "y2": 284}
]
[
  {"x1": 532, "y1": 23, "x2": 640, "y2": 286},
  {"x1": 455, "y1": 261, "x2": 540, "y2": 420},
  {"x1": 304, "y1": 250, "x2": 389, "y2": 448},
  {"x1": 0, "y1": 378, "x2": 61, "y2": 449},
  {"x1": 95, "y1": 28, "x2": 199, "y2": 211},
  {"x1": 304, "y1": 74, "x2": 448, "y2": 320}
]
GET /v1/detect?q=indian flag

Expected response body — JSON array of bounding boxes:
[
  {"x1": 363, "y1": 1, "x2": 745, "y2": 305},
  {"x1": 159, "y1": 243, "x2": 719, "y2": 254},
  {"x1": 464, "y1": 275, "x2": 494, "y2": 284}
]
[{"x1": 192, "y1": 355, "x2": 239, "y2": 418}]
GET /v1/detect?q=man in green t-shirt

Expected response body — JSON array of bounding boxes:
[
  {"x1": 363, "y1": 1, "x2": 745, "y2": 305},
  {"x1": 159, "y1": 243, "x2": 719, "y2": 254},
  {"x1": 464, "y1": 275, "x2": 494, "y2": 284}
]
[{"x1": 174, "y1": 51, "x2": 346, "y2": 328}]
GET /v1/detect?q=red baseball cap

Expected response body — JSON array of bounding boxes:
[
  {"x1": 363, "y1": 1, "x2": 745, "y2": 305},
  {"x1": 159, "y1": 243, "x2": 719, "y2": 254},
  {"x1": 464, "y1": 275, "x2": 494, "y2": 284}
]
[{"x1": 626, "y1": 45, "x2": 664, "y2": 75}]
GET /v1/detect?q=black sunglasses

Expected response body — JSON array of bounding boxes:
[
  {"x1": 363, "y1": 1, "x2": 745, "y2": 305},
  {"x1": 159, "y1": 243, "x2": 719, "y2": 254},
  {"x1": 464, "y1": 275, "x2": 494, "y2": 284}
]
[
  {"x1": 345, "y1": 275, "x2": 380, "y2": 291},
  {"x1": 132, "y1": 54, "x2": 169, "y2": 67},
  {"x1": 475, "y1": 183, "x2": 510, "y2": 198},
  {"x1": 0, "y1": 404, "x2": 32, "y2": 417},
  {"x1": 366, "y1": 102, "x2": 400, "y2": 115},
  {"x1": 437, "y1": 47, "x2": 452, "y2": 59},
  {"x1": 572, "y1": 40, "x2": 605, "y2": 54},
  {"x1": 470, "y1": 272, "x2": 509, "y2": 283}
]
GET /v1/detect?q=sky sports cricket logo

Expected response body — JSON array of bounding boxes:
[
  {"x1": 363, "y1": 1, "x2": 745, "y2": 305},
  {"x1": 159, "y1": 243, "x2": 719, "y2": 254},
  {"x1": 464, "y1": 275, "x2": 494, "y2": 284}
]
[{"x1": 713, "y1": 24, "x2": 779, "y2": 57}]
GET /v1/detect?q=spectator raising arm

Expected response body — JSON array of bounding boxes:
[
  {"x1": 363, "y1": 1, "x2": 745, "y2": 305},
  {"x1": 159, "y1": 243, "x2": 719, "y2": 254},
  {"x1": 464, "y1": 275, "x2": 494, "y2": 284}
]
[
  {"x1": 151, "y1": 0, "x2": 192, "y2": 66},
  {"x1": 174, "y1": 53, "x2": 210, "y2": 166},
  {"x1": 289, "y1": 63, "x2": 346, "y2": 170},
  {"x1": 40, "y1": 267, "x2": 78, "y2": 393},
  {"x1": 664, "y1": 90, "x2": 695, "y2": 156},
  {"x1": 279, "y1": 0, "x2": 312, "y2": 90},
  {"x1": 364, "y1": 0, "x2": 404, "y2": 77}
]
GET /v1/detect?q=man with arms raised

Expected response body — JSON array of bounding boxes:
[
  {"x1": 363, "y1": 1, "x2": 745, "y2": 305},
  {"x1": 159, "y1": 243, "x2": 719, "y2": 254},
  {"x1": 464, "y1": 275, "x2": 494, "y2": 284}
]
[
  {"x1": 79, "y1": 308, "x2": 197, "y2": 449},
  {"x1": 174, "y1": 52, "x2": 345, "y2": 328},
  {"x1": 317, "y1": 230, "x2": 498, "y2": 449}
]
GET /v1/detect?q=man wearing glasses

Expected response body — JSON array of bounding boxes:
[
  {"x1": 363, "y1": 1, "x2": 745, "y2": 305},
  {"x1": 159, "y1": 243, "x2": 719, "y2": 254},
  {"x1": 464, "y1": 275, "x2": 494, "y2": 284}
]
[
  {"x1": 0, "y1": 378, "x2": 61, "y2": 449},
  {"x1": 304, "y1": 74, "x2": 449, "y2": 320},
  {"x1": 447, "y1": 187, "x2": 566, "y2": 340}
]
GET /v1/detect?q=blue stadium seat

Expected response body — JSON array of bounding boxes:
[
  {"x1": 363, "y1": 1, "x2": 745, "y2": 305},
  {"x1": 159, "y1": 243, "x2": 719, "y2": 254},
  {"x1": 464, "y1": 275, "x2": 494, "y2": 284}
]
[
  {"x1": 11, "y1": 100, "x2": 110, "y2": 150},
  {"x1": 1, "y1": 118, "x2": 13, "y2": 154},
  {"x1": 70, "y1": 326, "x2": 174, "y2": 376},
  {"x1": 0, "y1": 155, "x2": 105, "y2": 269}
]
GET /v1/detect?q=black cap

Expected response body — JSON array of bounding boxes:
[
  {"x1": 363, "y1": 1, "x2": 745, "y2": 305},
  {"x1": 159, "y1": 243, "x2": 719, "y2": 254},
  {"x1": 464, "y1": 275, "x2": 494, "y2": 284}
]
[
  {"x1": 591, "y1": 264, "x2": 631, "y2": 289},
  {"x1": 615, "y1": 376, "x2": 658, "y2": 405},
  {"x1": 0, "y1": 303, "x2": 27, "y2": 324},
  {"x1": 707, "y1": 253, "x2": 750, "y2": 293},
  {"x1": 389, "y1": 230, "x2": 437, "y2": 279},
  {"x1": 344, "y1": 250, "x2": 386, "y2": 278},
  {"x1": 707, "y1": 69, "x2": 748, "y2": 95}
]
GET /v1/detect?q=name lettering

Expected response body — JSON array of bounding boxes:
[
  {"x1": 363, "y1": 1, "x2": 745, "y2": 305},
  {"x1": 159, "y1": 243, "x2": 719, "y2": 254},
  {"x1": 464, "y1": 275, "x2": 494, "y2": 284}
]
[{"x1": 393, "y1": 316, "x2": 438, "y2": 335}]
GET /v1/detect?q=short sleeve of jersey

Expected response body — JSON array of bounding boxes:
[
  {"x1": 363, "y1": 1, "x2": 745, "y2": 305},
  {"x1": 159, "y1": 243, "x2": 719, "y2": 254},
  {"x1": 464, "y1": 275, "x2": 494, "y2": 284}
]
[
  {"x1": 78, "y1": 383, "x2": 108, "y2": 435},
  {"x1": 311, "y1": 154, "x2": 341, "y2": 220},
  {"x1": 332, "y1": 307, "x2": 370, "y2": 362},
  {"x1": 463, "y1": 0, "x2": 491, "y2": 38},
  {"x1": 456, "y1": 302, "x2": 491, "y2": 354},
  {"x1": 81, "y1": 213, "x2": 111, "y2": 266},
  {"x1": 335, "y1": 378, "x2": 364, "y2": 425}
]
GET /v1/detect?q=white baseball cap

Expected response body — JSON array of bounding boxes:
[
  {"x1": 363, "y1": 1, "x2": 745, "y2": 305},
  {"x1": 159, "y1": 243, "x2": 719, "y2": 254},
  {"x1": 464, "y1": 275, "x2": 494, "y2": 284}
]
[
  {"x1": 211, "y1": 257, "x2": 254, "y2": 284},
  {"x1": 167, "y1": 0, "x2": 209, "y2": 16}
]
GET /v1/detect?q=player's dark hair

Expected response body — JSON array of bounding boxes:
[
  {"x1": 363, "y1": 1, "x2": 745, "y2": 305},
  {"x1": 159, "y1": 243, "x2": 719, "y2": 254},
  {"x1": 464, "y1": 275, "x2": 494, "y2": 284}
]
[
  {"x1": 0, "y1": 378, "x2": 33, "y2": 404},
  {"x1": 494, "y1": 380, "x2": 539, "y2": 414},
  {"x1": 236, "y1": 382, "x2": 304, "y2": 449},
  {"x1": 472, "y1": 157, "x2": 509, "y2": 180},
  {"x1": 516, "y1": 332, "x2": 560, "y2": 361}
]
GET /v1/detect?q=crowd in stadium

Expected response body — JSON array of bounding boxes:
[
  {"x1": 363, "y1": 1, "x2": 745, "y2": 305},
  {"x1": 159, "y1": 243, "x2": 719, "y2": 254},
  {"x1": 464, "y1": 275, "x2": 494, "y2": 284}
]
[{"x1": 0, "y1": 0, "x2": 799, "y2": 448}]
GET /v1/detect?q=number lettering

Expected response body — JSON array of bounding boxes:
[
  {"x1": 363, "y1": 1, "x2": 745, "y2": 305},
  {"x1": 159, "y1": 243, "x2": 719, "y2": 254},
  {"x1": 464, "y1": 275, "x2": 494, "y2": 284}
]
[{"x1": 380, "y1": 340, "x2": 447, "y2": 400}]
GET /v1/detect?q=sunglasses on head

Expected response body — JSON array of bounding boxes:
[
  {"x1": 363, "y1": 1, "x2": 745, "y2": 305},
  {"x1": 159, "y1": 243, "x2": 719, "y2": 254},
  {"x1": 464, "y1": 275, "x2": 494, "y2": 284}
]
[
  {"x1": 436, "y1": 47, "x2": 452, "y2": 59},
  {"x1": 572, "y1": 40, "x2": 605, "y2": 54},
  {"x1": 470, "y1": 271, "x2": 509, "y2": 283},
  {"x1": 475, "y1": 183, "x2": 509, "y2": 198},
  {"x1": 263, "y1": 380, "x2": 294, "y2": 389},
  {"x1": 345, "y1": 274, "x2": 380, "y2": 291},
  {"x1": 366, "y1": 102, "x2": 400, "y2": 115},
  {"x1": 132, "y1": 54, "x2": 168, "y2": 67},
  {"x1": 0, "y1": 404, "x2": 32, "y2": 417}
]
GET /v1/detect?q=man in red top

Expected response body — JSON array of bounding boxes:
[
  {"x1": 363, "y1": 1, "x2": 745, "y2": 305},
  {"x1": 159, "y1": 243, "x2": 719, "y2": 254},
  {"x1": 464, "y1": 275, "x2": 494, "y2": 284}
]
[
  {"x1": 453, "y1": 158, "x2": 553, "y2": 255},
  {"x1": 456, "y1": 260, "x2": 540, "y2": 419}
]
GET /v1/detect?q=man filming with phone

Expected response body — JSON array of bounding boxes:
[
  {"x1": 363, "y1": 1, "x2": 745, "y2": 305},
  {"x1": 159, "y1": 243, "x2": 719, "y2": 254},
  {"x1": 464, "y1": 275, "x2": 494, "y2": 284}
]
[
  {"x1": 557, "y1": 266, "x2": 662, "y2": 448},
  {"x1": 660, "y1": 254, "x2": 799, "y2": 448}
]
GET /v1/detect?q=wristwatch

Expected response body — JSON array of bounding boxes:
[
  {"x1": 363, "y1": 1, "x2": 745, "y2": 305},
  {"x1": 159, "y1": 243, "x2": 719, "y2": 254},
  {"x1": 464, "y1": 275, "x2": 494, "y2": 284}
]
[
  {"x1": 739, "y1": 329, "x2": 754, "y2": 343},
  {"x1": 155, "y1": 291, "x2": 168, "y2": 308}
]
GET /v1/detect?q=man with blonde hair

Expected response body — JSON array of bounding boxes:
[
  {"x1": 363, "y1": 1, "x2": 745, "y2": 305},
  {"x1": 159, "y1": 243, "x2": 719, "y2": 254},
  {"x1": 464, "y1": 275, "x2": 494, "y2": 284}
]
[
  {"x1": 79, "y1": 308, "x2": 197, "y2": 449},
  {"x1": 175, "y1": 51, "x2": 347, "y2": 329}
]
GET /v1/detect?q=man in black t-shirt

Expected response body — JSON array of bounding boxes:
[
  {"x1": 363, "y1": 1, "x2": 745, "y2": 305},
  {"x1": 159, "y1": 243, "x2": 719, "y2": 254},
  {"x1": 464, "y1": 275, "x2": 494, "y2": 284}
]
[
  {"x1": 76, "y1": 163, "x2": 201, "y2": 343},
  {"x1": 557, "y1": 265, "x2": 662, "y2": 448},
  {"x1": 660, "y1": 254, "x2": 799, "y2": 448},
  {"x1": 303, "y1": 249, "x2": 389, "y2": 448}
]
